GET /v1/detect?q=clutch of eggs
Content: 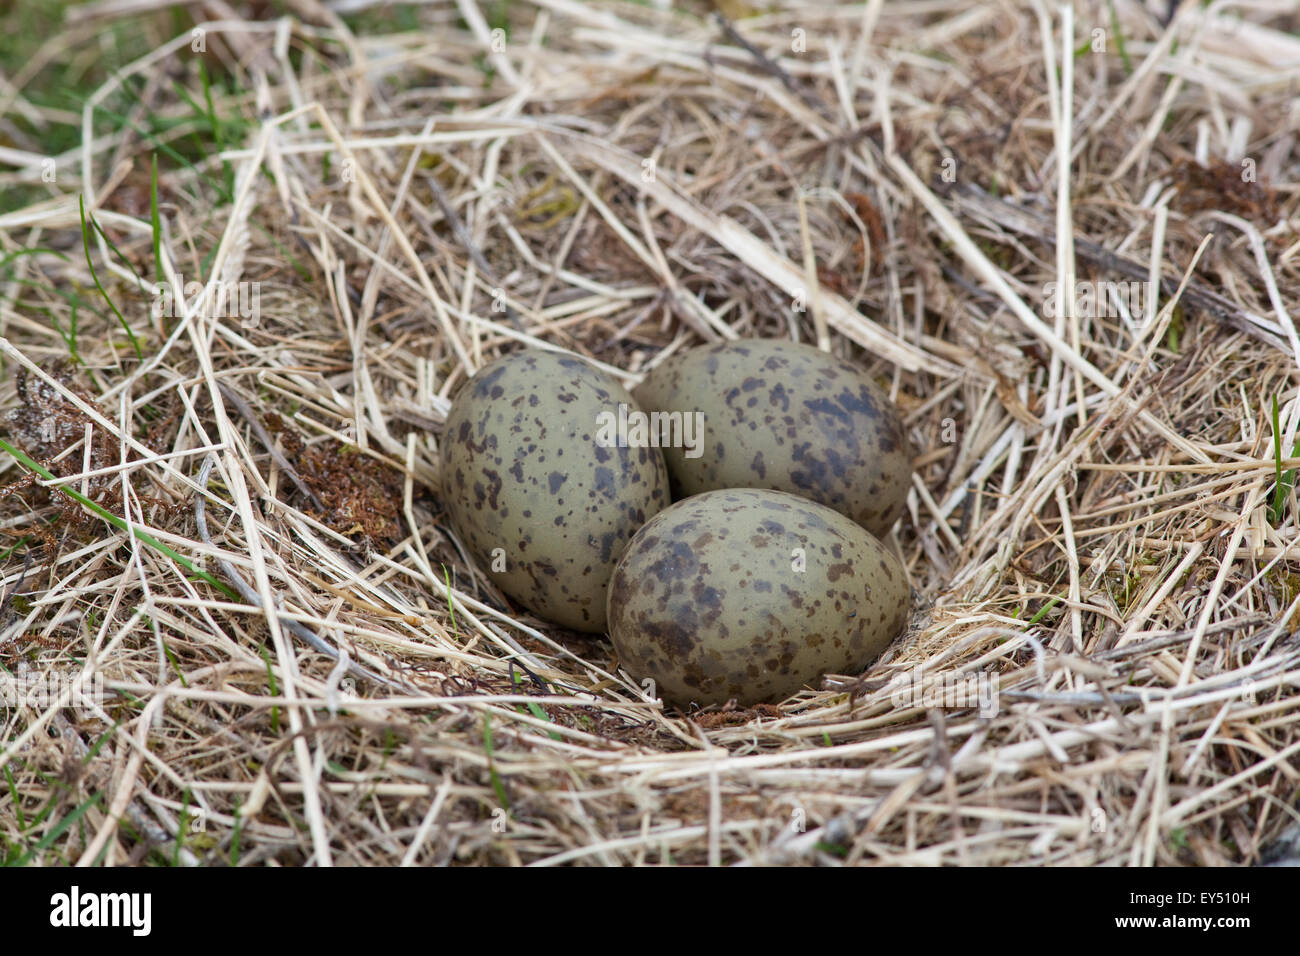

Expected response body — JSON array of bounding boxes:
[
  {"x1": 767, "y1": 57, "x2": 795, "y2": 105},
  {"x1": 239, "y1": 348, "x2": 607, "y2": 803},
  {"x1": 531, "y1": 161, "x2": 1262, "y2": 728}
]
[{"x1": 439, "y1": 341, "x2": 912, "y2": 705}]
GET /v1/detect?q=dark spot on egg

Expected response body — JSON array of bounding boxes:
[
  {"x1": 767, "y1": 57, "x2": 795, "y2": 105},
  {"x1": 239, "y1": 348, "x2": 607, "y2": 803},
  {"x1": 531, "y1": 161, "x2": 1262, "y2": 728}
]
[
  {"x1": 607, "y1": 489, "x2": 908, "y2": 708},
  {"x1": 441, "y1": 349, "x2": 670, "y2": 633},
  {"x1": 632, "y1": 338, "x2": 912, "y2": 537}
]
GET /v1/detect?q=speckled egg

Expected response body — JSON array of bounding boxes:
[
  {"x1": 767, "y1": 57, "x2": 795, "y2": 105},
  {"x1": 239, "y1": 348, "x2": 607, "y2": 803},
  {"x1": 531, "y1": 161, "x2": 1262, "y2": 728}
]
[
  {"x1": 633, "y1": 338, "x2": 913, "y2": 537},
  {"x1": 606, "y1": 488, "x2": 909, "y2": 707},
  {"x1": 441, "y1": 349, "x2": 670, "y2": 632}
]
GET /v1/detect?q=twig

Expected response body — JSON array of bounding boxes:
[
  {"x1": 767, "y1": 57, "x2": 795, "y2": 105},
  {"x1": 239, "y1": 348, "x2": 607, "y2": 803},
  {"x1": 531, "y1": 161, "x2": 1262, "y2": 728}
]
[
  {"x1": 939, "y1": 181, "x2": 1292, "y2": 354},
  {"x1": 710, "y1": 12, "x2": 827, "y2": 116}
]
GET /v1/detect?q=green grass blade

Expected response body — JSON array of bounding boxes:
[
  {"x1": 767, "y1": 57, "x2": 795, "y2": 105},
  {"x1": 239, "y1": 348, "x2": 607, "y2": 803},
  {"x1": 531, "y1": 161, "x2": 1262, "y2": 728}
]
[
  {"x1": 1272, "y1": 395, "x2": 1285, "y2": 523},
  {"x1": 12, "y1": 792, "x2": 103, "y2": 866},
  {"x1": 1268, "y1": 395, "x2": 1299, "y2": 526},
  {"x1": 442, "y1": 564, "x2": 458, "y2": 635},
  {"x1": 511, "y1": 668, "x2": 561, "y2": 740},
  {"x1": 151, "y1": 154, "x2": 164, "y2": 297},
  {"x1": 0, "y1": 436, "x2": 237, "y2": 600},
  {"x1": 161, "y1": 637, "x2": 187, "y2": 686},
  {"x1": 1026, "y1": 596, "x2": 1061, "y2": 626},
  {"x1": 173, "y1": 789, "x2": 193, "y2": 866},
  {"x1": 483, "y1": 712, "x2": 510, "y2": 812},
  {"x1": 3, "y1": 764, "x2": 23, "y2": 831},
  {"x1": 0, "y1": 247, "x2": 70, "y2": 274},
  {"x1": 260, "y1": 644, "x2": 280, "y2": 735},
  {"x1": 229, "y1": 801, "x2": 242, "y2": 866},
  {"x1": 78, "y1": 195, "x2": 144, "y2": 360},
  {"x1": 82, "y1": 720, "x2": 120, "y2": 764},
  {"x1": 1107, "y1": 0, "x2": 1132, "y2": 74}
]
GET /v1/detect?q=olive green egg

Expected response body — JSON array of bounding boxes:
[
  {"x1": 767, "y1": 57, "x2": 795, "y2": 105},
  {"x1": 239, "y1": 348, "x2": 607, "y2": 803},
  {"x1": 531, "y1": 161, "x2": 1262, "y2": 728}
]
[
  {"x1": 606, "y1": 488, "x2": 909, "y2": 707},
  {"x1": 633, "y1": 338, "x2": 913, "y2": 537},
  {"x1": 441, "y1": 349, "x2": 670, "y2": 632}
]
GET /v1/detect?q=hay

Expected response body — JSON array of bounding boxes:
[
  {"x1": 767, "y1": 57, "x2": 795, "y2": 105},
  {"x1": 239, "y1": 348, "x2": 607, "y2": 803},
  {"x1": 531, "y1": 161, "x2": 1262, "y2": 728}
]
[{"x1": 1, "y1": 0, "x2": 1298, "y2": 866}]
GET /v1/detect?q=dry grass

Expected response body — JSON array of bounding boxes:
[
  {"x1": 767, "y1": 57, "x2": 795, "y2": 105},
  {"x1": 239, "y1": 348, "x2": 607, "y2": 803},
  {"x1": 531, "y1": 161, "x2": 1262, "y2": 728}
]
[{"x1": 1, "y1": 0, "x2": 1299, "y2": 866}]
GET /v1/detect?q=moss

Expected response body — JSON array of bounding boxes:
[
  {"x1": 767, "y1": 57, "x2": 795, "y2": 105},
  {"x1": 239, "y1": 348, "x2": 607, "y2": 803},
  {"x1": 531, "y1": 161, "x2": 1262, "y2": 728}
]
[{"x1": 1267, "y1": 568, "x2": 1300, "y2": 609}]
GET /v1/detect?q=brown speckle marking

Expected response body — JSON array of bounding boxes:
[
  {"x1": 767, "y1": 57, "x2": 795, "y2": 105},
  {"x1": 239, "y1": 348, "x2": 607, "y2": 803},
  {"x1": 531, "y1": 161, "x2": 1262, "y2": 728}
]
[
  {"x1": 632, "y1": 338, "x2": 913, "y2": 537},
  {"x1": 607, "y1": 489, "x2": 909, "y2": 708},
  {"x1": 441, "y1": 349, "x2": 670, "y2": 633}
]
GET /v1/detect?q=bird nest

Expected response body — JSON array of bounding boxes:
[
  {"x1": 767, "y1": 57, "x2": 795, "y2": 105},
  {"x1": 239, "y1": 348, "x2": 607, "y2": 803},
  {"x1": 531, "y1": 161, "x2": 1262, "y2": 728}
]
[{"x1": 0, "y1": 0, "x2": 1298, "y2": 866}]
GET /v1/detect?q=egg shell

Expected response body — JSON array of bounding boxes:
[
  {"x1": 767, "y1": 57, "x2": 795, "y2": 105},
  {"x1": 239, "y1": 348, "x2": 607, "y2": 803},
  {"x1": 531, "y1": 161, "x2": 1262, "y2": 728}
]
[
  {"x1": 633, "y1": 338, "x2": 912, "y2": 537},
  {"x1": 441, "y1": 349, "x2": 670, "y2": 632},
  {"x1": 606, "y1": 488, "x2": 909, "y2": 707}
]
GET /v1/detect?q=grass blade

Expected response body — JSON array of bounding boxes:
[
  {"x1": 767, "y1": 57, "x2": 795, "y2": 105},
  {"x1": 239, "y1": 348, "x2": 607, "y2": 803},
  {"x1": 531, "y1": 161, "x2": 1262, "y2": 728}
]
[
  {"x1": 0, "y1": 436, "x2": 237, "y2": 600},
  {"x1": 78, "y1": 195, "x2": 144, "y2": 360}
]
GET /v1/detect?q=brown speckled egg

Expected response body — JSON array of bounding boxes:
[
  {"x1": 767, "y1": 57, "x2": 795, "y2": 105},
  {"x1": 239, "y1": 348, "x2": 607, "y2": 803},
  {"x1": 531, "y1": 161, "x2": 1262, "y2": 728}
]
[
  {"x1": 441, "y1": 349, "x2": 670, "y2": 632},
  {"x1": 606, "y1": 488, "x2": 909, "y2": 707},
  {"x1": 633, "y1": 338, "x2": 912, "y2": 537}
]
